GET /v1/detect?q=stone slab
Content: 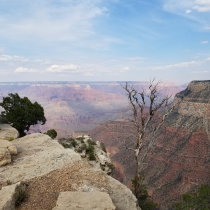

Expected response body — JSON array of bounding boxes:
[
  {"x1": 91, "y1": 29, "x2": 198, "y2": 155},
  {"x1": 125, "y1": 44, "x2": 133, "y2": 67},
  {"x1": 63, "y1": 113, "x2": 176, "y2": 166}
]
[{"x1": 52, "y1": 191, "x2": 116, "y2": 210}]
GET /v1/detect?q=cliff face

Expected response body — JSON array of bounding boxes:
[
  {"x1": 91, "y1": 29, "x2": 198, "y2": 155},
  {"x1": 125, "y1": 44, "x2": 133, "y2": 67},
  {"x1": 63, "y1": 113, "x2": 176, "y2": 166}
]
[
  {"x1": 143, "y1": 80, "x2": 210, "y2": 209},
  {"x1": 89, "y1": 80, "x2": 210, "y2": 209},
  {"x1": 89, "y1": 121, "x2": 137, "y2": 185}
]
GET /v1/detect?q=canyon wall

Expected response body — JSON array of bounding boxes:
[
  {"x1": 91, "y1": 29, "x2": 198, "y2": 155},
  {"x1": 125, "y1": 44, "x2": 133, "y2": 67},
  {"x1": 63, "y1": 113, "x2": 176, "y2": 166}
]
[
  {"x1": 0, "y1": 81, "x2": 182, "y2": 138},
  {"x1": 89, "y1": 80, "x2": 210, "y2": 209}
]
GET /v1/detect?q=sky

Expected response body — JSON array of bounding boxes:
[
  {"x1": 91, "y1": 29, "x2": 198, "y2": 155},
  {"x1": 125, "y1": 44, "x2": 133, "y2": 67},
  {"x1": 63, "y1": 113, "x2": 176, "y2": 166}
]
[{"x1": 0, "y1": 0, "x2": 209, "y2": 84}]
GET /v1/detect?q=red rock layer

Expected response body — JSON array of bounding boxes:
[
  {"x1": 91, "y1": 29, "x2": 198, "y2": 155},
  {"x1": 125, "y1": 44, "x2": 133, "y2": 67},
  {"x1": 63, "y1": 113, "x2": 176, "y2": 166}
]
[{"x1": 89, "y1": 80, "x2": 210, "y2": 209}]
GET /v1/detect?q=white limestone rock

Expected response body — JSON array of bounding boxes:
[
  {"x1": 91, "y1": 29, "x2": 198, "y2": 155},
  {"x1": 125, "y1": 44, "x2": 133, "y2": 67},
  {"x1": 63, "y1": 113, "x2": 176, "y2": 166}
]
[
  {"x1": 0, "y1": 182, "x2": 21, "y2": 210},
  {"x1": 75, "y1": 168, "x2": 140, "y2": 210},
  {"x1": 0, "y1": 133, "x2": 81, "y2": 183},
  {"x1": 0, "y1": 140, "x2": 17, "y2": 155},
  {"x1": 0, "y1": 124, "x2": 19, "y2": 141},
  {"x1": 52, "y1": 191, "x2": 116, "y2": 210},
  {"x1": 95, "y1": 141, "x2": 111, "y2": 165},
  {"x1": 0, "y1": 147, "x2": 11, "y2": 167}
]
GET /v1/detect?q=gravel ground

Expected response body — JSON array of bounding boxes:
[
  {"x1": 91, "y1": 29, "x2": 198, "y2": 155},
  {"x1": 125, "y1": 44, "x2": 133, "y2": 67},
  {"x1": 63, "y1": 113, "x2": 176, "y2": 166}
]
[{"x1": 16, "y1": 161, "x2": 108, "y2": 210}]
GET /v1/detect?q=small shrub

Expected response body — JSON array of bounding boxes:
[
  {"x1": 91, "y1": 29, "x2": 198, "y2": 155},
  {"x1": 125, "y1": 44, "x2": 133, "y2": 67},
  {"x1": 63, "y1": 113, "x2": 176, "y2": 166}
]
[
  {"x1": 45, "y1": 129, "x2": 57, "y2": 139},
  {"x1": 88, "y1": 151, "x2": 96, "y2": 161},
  {"x1": 76, "y1": 144, "x2": 87, "y2": 153},
  {"x1": 86, "y1": 143, "x2": 96, "y2": 161},
  {"x1": 61, "y1": 143, "x2": 71, "y2": 148},
  {"x1": 76, "y1": 136, "x2": 85, "y2": 143},
  {"x1": 15, "y1": 187, "x2": 26, "y2": 207},
  {"x1": 87, "y1": 139, "x2": 96, "y2": 146},
  {"x1": 6, "y1": 180, "x2": 12, "y2": 185},
  {"x1": 67, "y1": 138, "x2": 75, "y2": 142},
  {"x1": 6, "y1": 137, "x2": 14, "y2": 141},
  {"x1": 68, "y1": 138, "x2": 78, "y2": 147},
  {"x1": 107, "y1": 163, "x2": 115, "y2": 171},
  {"x1": 100, "y1": 143, "x2": 107, "y2": 153},
  {"x1": 86, "y1": 144, "x2": 94, "y2": 153}
]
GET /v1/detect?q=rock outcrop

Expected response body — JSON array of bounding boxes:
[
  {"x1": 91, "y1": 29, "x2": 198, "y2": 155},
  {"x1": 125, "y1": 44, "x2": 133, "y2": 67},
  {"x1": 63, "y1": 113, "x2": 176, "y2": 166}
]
[
  {"x1": 0, "y1": 182, "x2": 21, "y2": 210},
  {"x1": 0, "y1": 124, "x2": 140, "y2": 210},
  {"x1": 0, "y1": 124, "x2": 19, "y2": 141},
  {"x1": 0, "y1": 140, "x2": 17, "y2": 155},
  {"x1": 0, "y1": 125, "x2": 18, "y2": 166},
  {"x1": 59, "y1": 136, "x2": 113, "y2": 175},
  {"x1": 0, "y1": 132, "x2": 81, "y2": 184},
  {"x1": 0, "y1": 147, "x2": 11, "y2": 167}
]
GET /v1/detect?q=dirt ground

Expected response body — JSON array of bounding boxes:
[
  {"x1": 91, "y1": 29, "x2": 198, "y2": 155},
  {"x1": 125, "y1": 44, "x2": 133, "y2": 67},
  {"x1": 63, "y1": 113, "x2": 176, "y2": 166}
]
[{"x1": 14, "y1": 161, "x2": 108, "y2": 210}]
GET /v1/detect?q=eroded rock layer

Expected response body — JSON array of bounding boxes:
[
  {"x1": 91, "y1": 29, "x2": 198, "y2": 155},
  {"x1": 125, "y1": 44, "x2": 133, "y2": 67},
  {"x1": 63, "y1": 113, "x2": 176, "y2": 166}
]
[
  {"x1": 143, "y1": 80, "x2": 210, "y2": 209},
  {"x1": 89, "y1": 80, "x2": 210, "y2": 209}
]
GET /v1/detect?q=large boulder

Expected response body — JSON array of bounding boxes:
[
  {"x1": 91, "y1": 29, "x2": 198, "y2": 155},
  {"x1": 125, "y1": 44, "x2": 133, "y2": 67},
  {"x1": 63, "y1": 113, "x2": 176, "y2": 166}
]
[
  {"x1": 0, "y1": 124, "x2": 19, "y2": 141},
  {"x1": 52, "y1": 191, "x2": 116, "y2": 210}
]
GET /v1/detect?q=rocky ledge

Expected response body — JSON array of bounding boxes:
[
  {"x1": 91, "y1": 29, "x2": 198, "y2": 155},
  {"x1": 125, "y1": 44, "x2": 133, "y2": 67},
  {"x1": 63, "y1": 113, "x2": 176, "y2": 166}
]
[{"x1": 0, "y1": 124, "x2": 140, "y2": 210}]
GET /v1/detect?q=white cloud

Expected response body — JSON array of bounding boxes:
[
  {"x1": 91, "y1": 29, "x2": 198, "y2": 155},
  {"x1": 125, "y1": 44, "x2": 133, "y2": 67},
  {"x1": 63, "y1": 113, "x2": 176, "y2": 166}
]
[
  {"x1": 193, "y1": 0, "x2": 210, "y2": 12},
  {"x1": 0, "y1": 1, "x2": 109, "y2": 44},
  {"x1": 150, "y1": 61, "x2": 199, "y2": 70},
  {"x1": 162, "y1": 0, "x2": 210, "y2": 30},
  {"x1": 120, "y1": 66, "x2": 130, "y2": 72},
  {"x1": 163, "y1": 0, "x2": 210, "y2": 12},
  {"x1": 15, "y1": 67, "x2": 37, "y2": 73},
  {"x1": 83, "y1": 72, "x2": 95, "y2": 76},
  {"x1": 126, "y1": 57, "x2": 147, "y2": 61},
  {"x1": 0, "y1": 70, "x2": 11, "y2": 75},
  {"x1": 192, "y1": 70, "x2": 209, "y2": 73},
  {"x1": 201, "y1": 41, "x2": 208, "y2": 44},
  {"x1": 0, "y1": 55, "x2": 29, "y2": 62},
  {"x1": 46, "y1": 64, "x2": 79, "y2": 72},
  {"x1": 185, "y1": 9, "x2": 192, "y2": 13},
  {"x1": 123, "y1": 66, "x2": 130, "y2": 71},
  {"x1": 206, "y1": 57, "x2": 210, "y2": 60}
]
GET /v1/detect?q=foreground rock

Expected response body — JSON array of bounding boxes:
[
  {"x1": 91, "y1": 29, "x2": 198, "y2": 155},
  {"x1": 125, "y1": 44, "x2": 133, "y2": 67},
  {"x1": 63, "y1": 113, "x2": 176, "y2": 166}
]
[
  {"x1": 0, "y1": 125, "x2": 140, "y2": 210},
  {"x1": 0, "y1": 124, "x2": 18, "y2": 167},
  {"x1": 0, "y1": 140, "x2": 17, "y2": 155},
  {"x1": 0, "y1": 133, "x2": 81, "y2": 184},
  {"x1": 0, "y1": 182, "x2": 21, "y2": 210},
  {"x1": 0, "y1": 147, "x2": 11, "y2": 167},
  {"x1": 0, "y1": 124, "x2": 19, "y2": 141},
  {"x1": 52, "y1": 191, "x2": 116, "y2": 210}
]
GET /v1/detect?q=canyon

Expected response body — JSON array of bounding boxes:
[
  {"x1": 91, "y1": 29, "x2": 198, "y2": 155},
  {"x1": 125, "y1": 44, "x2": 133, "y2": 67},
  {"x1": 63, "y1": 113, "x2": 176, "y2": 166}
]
[
  {"x1": 89, "y1": 80, "x2": 210, "y2": 209},
  {"x1": 0, "y1": 81, "x2": 182, "y2": 138},
  {"x1": 1, "y1": 80, "x2": 209, "y2": 209}
]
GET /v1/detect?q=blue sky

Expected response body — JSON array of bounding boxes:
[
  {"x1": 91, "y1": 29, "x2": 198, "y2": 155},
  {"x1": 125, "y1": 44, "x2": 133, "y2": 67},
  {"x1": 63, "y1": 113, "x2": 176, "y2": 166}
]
[{"x1": 0, "y1": 0, "x2": 209, "y2": 84}]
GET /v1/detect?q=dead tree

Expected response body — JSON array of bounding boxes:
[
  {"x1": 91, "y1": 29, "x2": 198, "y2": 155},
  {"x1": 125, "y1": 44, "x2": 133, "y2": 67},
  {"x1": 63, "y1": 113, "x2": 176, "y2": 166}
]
[{"x1": 121, "y1": 79, "x2": 176, "y2": 200}]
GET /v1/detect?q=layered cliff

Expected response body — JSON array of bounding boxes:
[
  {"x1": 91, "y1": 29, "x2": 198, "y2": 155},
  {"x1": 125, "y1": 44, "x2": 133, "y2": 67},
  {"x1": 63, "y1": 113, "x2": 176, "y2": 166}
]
[
  {"x1": 89, "y1": 80, "x2": 210, "y2": 209},
  {"x1": 143, "y1": 80, "x2": 210, "y2": 209}
]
